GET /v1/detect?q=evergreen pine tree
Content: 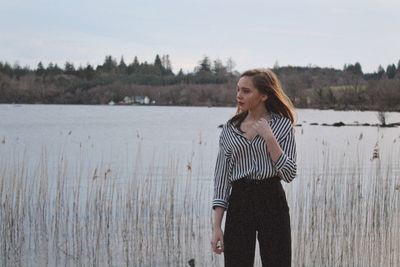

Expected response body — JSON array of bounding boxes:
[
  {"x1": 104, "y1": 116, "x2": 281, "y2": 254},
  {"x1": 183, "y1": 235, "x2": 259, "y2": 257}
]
[
  {"x1": 133, "y1": 56, "x2": 139, "y2": 66},
  {"x1": 36, "y1": 62, "x2": 45, "y2": 75},
  {"x1": 154, "y1": 54, "x2": 164, "y2": 75},
  {"x1": 64, "y1": 61, "x2": 76, "y2": 74},
  {"x1": 118, "y1": 56, "x2": 127, "y2": 74},
  {"x1": 386, "y1": 64, "x2": 396, "y2": 79},
  {"x1": 354, "y1": 62, "x2": 363, "y2": 75},
  {"x1": 377, "y1": 65, "x2": 385, "y2": 79},
  {"x1": 198, "y1": 56, "x2": 211, "y2": 72},
  {"x1": 83, "y1": 64, "x2": 95, "y2": 80}
]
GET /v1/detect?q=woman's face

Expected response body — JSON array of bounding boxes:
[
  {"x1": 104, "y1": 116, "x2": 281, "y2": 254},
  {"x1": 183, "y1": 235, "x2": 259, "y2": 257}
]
[{"x1": 236, "y1": 76, "x2": 267, "y2": 112}]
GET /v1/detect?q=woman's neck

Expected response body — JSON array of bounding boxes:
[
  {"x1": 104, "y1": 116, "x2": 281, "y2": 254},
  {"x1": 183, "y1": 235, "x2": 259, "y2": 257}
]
[{"x1": 247, "y1": 106, "x2": 270, "y2": 121}]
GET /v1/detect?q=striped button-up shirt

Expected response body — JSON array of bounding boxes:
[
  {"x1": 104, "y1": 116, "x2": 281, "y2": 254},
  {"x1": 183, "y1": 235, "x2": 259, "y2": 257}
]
[{"x1": 212, "y1": 112, "x2": 297, "y2": 209}]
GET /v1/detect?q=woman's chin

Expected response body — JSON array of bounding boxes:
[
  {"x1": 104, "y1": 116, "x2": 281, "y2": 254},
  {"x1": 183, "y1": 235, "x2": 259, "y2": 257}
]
[{"x1": 238, "y1": 105, "x2": 247, "y2": 111}]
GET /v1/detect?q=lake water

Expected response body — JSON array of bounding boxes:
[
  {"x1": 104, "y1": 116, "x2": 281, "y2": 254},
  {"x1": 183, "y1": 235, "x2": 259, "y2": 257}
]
[{"x1": 1, "y1": 104, "x2": 399, "y2": 181}]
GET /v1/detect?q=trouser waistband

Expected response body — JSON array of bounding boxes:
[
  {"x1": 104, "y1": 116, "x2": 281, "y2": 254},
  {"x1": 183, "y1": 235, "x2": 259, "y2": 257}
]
[{"x1": 231, "y1": 175, "x2": 281, "y2": 186}]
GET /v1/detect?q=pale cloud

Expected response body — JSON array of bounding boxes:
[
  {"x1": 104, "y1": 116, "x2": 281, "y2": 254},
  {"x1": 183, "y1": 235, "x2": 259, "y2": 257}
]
[
  {"x1": 0, "y1": 0, "x2": 399, "y2": 73},
  {"x1": 369, "y1": 0, "x2": 400, "y2": 5},
  {"x1": 249, "y1": 27, "x2": 345, "y2": 39},
  {"x1": 329, "y1": 7, "x2": 359, "y2": 15}
]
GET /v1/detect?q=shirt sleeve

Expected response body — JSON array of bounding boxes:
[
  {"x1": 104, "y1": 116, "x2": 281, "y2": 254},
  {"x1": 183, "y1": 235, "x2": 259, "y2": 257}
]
[
  {"x1": 212, "y1": 135, "x2": 232, "y2": 210},
  {"x1": 274, "y1": 125, "x2": 297, "y2": 183}
]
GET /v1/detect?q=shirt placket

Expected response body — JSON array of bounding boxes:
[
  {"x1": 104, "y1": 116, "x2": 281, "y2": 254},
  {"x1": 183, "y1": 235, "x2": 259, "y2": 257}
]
[{"x1": 250, "y1": 142, "x2": 258, "y2": 179}]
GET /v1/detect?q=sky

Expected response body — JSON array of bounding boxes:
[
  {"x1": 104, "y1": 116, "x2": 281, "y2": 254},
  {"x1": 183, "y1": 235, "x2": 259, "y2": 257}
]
[{"x1": 0, "y1": 0, "x2": 399, "y2": 74}]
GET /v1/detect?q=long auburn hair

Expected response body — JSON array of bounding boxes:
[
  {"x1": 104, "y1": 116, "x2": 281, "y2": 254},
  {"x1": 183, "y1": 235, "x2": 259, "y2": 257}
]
[{"x1": 230, "y1": 68, "x2": 296, "y2": 127}]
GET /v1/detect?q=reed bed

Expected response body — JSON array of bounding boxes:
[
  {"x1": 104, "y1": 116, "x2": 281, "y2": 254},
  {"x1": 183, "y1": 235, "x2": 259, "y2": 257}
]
[{"x1": 0, "y1": 138, "x2": 399, "y2": 266}]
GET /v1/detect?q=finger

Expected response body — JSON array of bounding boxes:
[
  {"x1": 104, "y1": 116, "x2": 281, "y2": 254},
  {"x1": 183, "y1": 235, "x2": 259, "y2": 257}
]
[
  {"x1": 216, "y1": 246, "x2": 224, "y2": 254},
  {"x1": 211, "y1": 240, "x2": 217, "y2": 252},
  {"x1": 253, "y1": 121, "x2": 260, "y2": 127},
  {"x1": 213, "y1": 239, "x2": 222, "y2": 253},
  {"x1": 216, "y1": 240, "x2": 224, "y2": 252}
]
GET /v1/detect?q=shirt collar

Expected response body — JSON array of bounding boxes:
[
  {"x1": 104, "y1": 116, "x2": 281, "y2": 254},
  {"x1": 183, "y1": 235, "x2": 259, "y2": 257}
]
[{"x1": 228, "y1": 111, "x2": 280, "y2": 136}]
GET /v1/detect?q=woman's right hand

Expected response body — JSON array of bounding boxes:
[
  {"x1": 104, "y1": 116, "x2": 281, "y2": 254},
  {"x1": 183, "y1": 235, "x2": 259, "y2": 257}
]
[{"x1": 211, "y1": 227, "x2": 224, "y2": 254}]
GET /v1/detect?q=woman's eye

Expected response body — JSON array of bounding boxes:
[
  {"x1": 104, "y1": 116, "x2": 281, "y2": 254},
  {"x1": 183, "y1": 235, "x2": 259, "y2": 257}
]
[{"x1": 237, "y1": 88, "x2": 250, "y2": 94}]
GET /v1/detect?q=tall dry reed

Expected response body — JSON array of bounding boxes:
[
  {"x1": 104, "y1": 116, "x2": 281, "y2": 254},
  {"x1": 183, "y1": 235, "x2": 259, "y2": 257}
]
[{"x1": 0, "y1": 137, "x2": 399, "y2": 266}]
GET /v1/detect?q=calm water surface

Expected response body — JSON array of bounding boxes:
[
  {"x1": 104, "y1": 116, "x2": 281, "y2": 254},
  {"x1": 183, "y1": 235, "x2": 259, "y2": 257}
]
[{"x1": 1, "y1": 104, "x2": 399, "y2": 182}]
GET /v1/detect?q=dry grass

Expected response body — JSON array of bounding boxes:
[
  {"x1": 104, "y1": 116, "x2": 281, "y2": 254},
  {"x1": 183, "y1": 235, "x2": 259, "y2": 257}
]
[
  {"x1": 0, "y1": 139, "x2": 399, "y2": 266},
  {"x1": 286, "y1": 146, "x2": 400, "y2": 267}
]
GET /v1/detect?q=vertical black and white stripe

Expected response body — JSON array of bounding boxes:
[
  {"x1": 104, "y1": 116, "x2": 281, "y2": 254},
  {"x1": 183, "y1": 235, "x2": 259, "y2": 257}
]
[{"x1": 213, "y1": 112, "x2": 297, "y2": 210}]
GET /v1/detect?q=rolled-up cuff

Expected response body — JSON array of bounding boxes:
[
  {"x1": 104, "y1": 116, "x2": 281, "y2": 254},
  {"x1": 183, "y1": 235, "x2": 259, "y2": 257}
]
[
  {"x1": 274, "y1": 152, "x2": 288, "y2": 171},
  {"x1": 212, "y1": 199, "x2": 228, "y2": 210}
]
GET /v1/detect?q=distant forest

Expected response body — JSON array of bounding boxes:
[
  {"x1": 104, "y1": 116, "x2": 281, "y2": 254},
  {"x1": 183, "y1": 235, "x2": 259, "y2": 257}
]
[{"x1": 1, "y1": 55, "x2": 400, "y2": 111}]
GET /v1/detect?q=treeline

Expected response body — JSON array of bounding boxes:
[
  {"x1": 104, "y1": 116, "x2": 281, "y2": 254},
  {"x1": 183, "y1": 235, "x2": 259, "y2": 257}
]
[
  {"x1": 275, "y1": 64, "x2": 400, "y2": 111},
  {"x1": 0, "y1": 54, "x2": 237, "y2": 85},
  {"x1": 1, "y1": 55, "x2": 400, "y2": 111}
]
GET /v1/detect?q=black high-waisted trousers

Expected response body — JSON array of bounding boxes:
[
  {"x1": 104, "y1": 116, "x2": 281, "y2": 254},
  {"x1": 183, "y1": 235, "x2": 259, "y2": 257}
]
[{"x1": 224, "y1": 176, "x2": 291, "y2": 267}]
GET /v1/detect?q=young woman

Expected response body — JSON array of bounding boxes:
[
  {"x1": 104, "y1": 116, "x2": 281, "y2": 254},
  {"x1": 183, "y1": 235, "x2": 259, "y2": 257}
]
[{"x1": 210, "y1": 68, "x2": 297, "y2": 267}]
